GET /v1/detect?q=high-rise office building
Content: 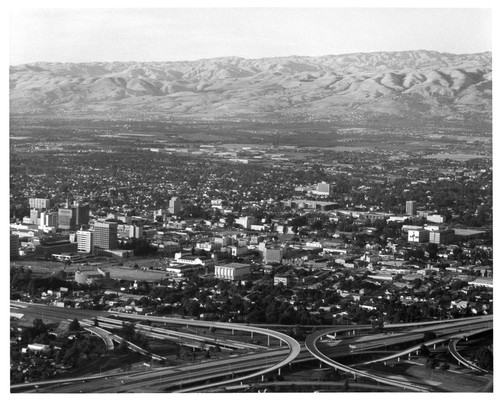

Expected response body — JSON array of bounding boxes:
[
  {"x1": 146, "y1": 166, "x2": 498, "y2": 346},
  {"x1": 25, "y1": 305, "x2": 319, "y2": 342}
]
[
  {"x1": 58, "y1": 208, "x2": 76, "y2": 230},
  {"x1": 93, "y1": 222, "x2": 118, "y2": 250},
  {"x1": 406, "y1": 201, "x2": 416, "y2": 215},
  {"x1": 57, "y1": 202, "x2": 90, "y2": 230},
  {"x1": 76, "y1": 230, "x2": 93, "y2": 253},
  {"x1": 30, "y1": 209, "x2": 40, "y2": 225},
  {"x1": 45, "y1": 212, "x2": 58, "y2": 227},
  {"x1": 10, "y1": 234, "x2": 20, "y2": 260},
  {"x1": 168, "y1": 197, "x2": 182, "y2": 215},
  {"x1": 129, "y1": 225, "x2": 143, "y2": 239},
  {"x1": 315, "y1": 182, "x2": 332, "y2": 196},
  {"x1": 73, "y1": 202, "x2": 90, "y2": 227}
]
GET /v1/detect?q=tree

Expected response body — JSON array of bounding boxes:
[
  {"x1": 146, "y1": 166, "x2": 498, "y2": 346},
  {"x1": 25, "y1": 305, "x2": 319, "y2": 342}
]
[
  {"x1": 420, "y1": 344, "x2": 430, "y2": 357},
  {"x1": 68, "y1": 318, "x2": 81, "y2": 332},
  {"x1": 118, "y1": 338, "x2": 129, "y2": 353},
  {"x1": 430, "y1": 358, "x2": 439, "y2": 369},
  {"x1": 371, "y1": 318, "x2": 384, "y2": 333},
  {"x1": 474, "y1": 347, "x2": 493, "y2": 370},
  {"x1": 121, "y1": 322, "x2": 136, "y2": 341},
  {"x1": 426, "y1": 243, "x2": 439, "y2": 260}
]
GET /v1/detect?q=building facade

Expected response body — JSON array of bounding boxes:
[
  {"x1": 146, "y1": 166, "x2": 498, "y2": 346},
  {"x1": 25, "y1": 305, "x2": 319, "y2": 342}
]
[
  {"x1": 58, "y1": 208, "x2": 76, "y2": 230},
  {"x1": 73, "y1": 203, "x2": 90, "y2": 227},
  {"x1": 406, "y1": 201, "x2": 416, "y2": 215},
  {"x1": 10, "y1": 234, "x2": 20, "y2": 260},
  {"x1": 30, "y1": 209, "x2": 40, "y2": 225},
  {"x1": 93, "y1": 222, "x2": 119, "y2": 250},
  {"x1": 76, "y1": 230, "x2": 93, "y2": 253},
  {"x1": 315, "y1": 182, "x2": 332, "y2": 196},
  {"x1": 264, "y1": 247, "x2": 284, "y2": 264},
  {"x1": 168, "y1": 197, "x2": 182, "y2": 215},
  {"x1": 429, "y1": 229, "x2": 455, "y2": 244},
  {"x1": 129, "y1": 224, "x2": 143, "y2": 239},
  {"x1": 34, "y1": 241, "x2": 78, "y2": 259},
  {"x1": 407, "y1": 229, "x2": 429, "y2": 243},
  {"x1": 214, "y1": 262, "x2": 251, "y2": 280},
  {"x1": 29, "y1": 198, "x2": 50, "y2": 210}
]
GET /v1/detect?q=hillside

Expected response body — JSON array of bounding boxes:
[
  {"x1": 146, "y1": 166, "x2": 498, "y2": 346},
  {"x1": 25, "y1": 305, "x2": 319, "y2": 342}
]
[{"x1": 9, "y1": 50, "x2": 492, "y2": 124}]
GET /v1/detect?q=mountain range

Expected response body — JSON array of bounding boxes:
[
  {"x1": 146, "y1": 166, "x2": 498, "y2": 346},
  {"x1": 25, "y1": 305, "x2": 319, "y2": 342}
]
[{"x1": 9, "y1": 50, "x2": 492, "y2": 124}]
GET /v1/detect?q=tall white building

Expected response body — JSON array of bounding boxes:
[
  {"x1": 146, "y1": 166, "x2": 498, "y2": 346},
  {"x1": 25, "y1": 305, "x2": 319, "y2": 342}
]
[
  {"x1": 406, "y1": 201, "x2": 416, "y2": 215},
  {"x1": 29, "y1": 198, "x2": 50, "y2": 210},
  {"x1": 168, "y1": 197, "x2": 182, "y2": 215},
  {"x1": 235, "y1": 216, "x2": 255, "y2": 229},
  {"x1": 30, "y1": 209, "x2": 40, "y2": 225},
  {"x1": 129, "y1": 225, "x2": 143, "y2": 239},
  {"x1": 77, "y1": 230, "x2": 93, "y2": 253},
  {"x1": 313, "y1": 182, "x2": 332, "y2": 196}
]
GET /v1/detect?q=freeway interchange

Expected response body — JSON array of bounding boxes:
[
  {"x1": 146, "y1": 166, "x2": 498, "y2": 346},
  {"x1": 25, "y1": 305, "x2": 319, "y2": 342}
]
[{"x1": 10, "y1": 301, "x2": 492, "y2": 393}]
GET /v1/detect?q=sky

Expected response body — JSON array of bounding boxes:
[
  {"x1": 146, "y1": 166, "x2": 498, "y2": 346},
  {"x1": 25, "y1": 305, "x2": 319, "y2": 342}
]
[{"x1": 9, "y1": 1, "x2": 493, "y2": 65}]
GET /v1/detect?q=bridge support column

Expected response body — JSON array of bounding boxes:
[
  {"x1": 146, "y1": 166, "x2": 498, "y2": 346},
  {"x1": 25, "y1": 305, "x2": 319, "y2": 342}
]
[
  {"x1": 408, "y1": 354, "x2": 411, "y2": 360},
  {"x1": 251, "y1": 331, "x2": 254, "y2": 339},
  {"x1": 319, "y1": 362, "x2": 322, "y2": 368},
  {"x1": 232, "y1": 329, "x2": 234, "y2": 335},
  {"x1": 278, "y1": 368, "x2": 281, "y2": 375},
  {"x1": 267, "y1": 335, "x2": 270, "y2": 346},
  {"x1": 397, "y1": 357, "x2": 400, "y2": 362},
  {"x1": 279, "y1": 339, "x2": 282, "y2": 347},
  {"x1": 433, "y1": 344, "x2": 436, "y2": 349},
  {"x1": 261, "y1": 375, "x2": 264, "y2": 382}
]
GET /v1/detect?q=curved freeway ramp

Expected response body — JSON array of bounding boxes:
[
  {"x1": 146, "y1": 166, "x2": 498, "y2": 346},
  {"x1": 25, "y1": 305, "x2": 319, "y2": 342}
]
[
  {"x1": 83, "y1": 326, "x2": 115, "y2": 351},
  {"x1": 448, "y1": 338, "x2": 490, "y2": 374},
  {"x1": 111, "y1": 313, "x2": 301, "y2": 392},
  {"x1": 305, "y1": 328, "x2": 429, "y2": 392},
  {"x1": 305, "y1": 317, "x2": 493, "y2": 392},
  {"x1": 352, "y1": 320, "x2": 492, "y2": 368}
]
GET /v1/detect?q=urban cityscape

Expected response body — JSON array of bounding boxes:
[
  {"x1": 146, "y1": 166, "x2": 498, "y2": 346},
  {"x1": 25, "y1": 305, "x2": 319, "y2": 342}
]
[{"x1": 9, "y1": 7, "x2": 493, "y2": 394}]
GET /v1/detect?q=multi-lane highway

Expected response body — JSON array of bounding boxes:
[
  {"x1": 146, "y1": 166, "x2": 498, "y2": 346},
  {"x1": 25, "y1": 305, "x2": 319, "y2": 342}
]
[
  {"x1": 305, "y1": 315, "x2": 493, "y2": 392},
  {"x1": 11, "y1": 301, "x2": 492, "y2": 393}
]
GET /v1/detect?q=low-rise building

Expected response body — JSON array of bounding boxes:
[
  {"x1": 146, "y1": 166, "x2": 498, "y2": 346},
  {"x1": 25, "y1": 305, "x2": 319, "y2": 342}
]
[
  {"x1": 408, "y1": 229, "x2": 429, "y2": 243},
  {"x1": 214, "y1": 262, "x2": 251, "y2": 280},
  {"x1": 429, "y1": 229, "x2": 455, "y2": 244}
]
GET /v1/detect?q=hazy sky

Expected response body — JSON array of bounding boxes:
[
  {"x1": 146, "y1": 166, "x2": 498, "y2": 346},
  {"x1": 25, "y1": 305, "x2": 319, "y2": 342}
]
[{"x1": 9, "y1": 4, "x2": 493, "y2": 65}]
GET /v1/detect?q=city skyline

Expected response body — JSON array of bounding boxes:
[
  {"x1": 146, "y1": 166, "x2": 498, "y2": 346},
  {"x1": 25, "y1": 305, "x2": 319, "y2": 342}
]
[{"x1": 8, "y1": 0, "x2": 494, "y2": 393}]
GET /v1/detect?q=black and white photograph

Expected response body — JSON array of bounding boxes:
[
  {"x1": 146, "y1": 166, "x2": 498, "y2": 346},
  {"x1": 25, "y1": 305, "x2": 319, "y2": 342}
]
[{"x1": 7, "y1": 0, "x2": 494, "y2": 394}]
